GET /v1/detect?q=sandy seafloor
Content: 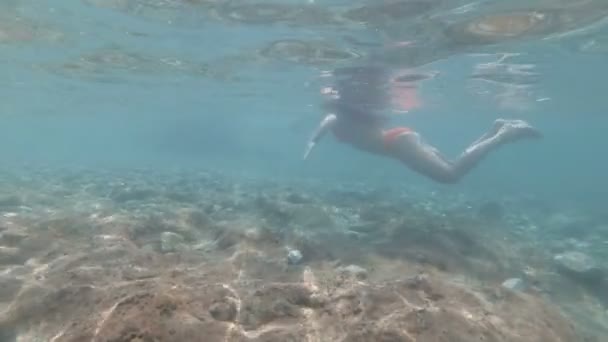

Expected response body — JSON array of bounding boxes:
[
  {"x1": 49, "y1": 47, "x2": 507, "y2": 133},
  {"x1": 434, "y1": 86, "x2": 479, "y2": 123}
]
[{"x1": 0, "y1": 165, "x2": 605, "y2": 342}]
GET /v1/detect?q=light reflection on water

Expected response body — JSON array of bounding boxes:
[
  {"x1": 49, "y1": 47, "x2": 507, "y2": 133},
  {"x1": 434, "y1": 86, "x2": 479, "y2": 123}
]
[{"x1": 0, "y1": 1, "x2": 606, "y2": 126}]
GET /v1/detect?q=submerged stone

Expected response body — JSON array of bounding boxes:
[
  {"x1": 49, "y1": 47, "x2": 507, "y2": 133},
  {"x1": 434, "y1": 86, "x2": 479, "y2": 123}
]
[
  {"x1": 553, "y1": 251, "x2": 604, "y2": 283},
  {"x1": 209, "y1": 299, "x2": 237, "y2": 322},
  {"x1": 287, "y1": 249, "x2": 303, "y2": 265}
]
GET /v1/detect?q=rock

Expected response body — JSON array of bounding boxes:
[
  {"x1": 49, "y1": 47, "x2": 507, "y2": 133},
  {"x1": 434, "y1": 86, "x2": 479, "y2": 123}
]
[
  {"x1": 160, "y1": 232, "x2": 185, "y2": 253},
  {"x1": 209, "y1": 299, "x2": 237, "y2": 322},
  {"x1": 553, "y1": 251, "x2": 604, "y2": 283},
  {"x1": 501, "y1": 278, "x2": 526, "y2": 292},
  {"x1": 337, "y1": 264, "x2": 368, "y2": 280},
  {"x1": 287, "y1": 249, "x2": 303, "y2": 265}
]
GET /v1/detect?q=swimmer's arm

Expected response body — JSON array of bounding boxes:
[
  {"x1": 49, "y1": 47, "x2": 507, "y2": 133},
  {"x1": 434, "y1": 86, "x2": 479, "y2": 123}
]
[{"x1": 303, "y1": 113, "x2": 337, "y2": 160}]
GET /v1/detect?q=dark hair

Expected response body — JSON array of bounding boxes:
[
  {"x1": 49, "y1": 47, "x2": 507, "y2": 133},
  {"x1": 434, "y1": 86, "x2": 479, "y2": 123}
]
[{"x1": 328, "y1": 65, "x2": 391, "y2": 122}]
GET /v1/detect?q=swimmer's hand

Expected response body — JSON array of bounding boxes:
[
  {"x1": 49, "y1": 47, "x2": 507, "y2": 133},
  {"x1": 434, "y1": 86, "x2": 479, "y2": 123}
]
[
  {"x1": 302, "y1": 113, "x2": 336, "y2": 161},
  {"x1": 303, "y1": 141, "x2": 315, "y2": 161}
]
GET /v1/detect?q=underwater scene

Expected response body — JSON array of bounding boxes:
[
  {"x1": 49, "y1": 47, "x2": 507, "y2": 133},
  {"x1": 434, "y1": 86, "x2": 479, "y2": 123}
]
[{"x1": 1, "y1": 0, "x2": 608, "y2": 341}]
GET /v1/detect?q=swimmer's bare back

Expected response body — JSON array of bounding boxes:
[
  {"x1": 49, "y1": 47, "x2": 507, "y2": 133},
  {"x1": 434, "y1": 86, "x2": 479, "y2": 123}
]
[
  {"x1": 303, "y1": 64, "x2": 542, "y2": 183},
  {"x1": 303, "y1": 114, "x2": 542, "y2": 184}
]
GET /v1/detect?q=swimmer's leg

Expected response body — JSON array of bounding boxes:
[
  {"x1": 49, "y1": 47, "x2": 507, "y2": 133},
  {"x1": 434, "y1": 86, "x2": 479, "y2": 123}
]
[{"x1": 390, "y1": 119, "x2": 542, "y2": 184}]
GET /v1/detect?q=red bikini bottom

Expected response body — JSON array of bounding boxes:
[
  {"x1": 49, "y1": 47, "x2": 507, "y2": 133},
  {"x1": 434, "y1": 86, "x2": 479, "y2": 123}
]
[{"x1": 382, "y1": 126, "x2": 413, "y2": 146}]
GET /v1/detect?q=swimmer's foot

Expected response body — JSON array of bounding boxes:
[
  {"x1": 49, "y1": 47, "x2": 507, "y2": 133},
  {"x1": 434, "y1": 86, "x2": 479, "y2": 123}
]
[{"x1": 493, "y1": 119, "x2": 543, "y2": 143}]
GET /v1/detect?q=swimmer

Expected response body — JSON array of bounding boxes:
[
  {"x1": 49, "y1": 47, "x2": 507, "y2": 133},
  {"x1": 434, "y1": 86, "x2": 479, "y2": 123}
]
[{"x1": 303, "y1": 66, "x2": 542, "y2": 184}]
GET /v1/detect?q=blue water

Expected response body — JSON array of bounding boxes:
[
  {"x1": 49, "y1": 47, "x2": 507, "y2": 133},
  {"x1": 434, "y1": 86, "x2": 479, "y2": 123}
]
[{"x1": 1, "y1": 0, "x2": 607, "y2": 200}]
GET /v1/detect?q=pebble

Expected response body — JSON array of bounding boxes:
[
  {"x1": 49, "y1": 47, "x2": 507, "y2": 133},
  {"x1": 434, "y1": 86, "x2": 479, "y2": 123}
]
[{"x1": 287, "y1": 249, "x2": 303, "y2": 265}]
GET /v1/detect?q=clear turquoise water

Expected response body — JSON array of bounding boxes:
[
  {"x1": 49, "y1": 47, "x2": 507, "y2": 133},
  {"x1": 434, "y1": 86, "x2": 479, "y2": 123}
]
[{"x1": 1, "y1": 0, "x2": 607, "y2": 200}]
